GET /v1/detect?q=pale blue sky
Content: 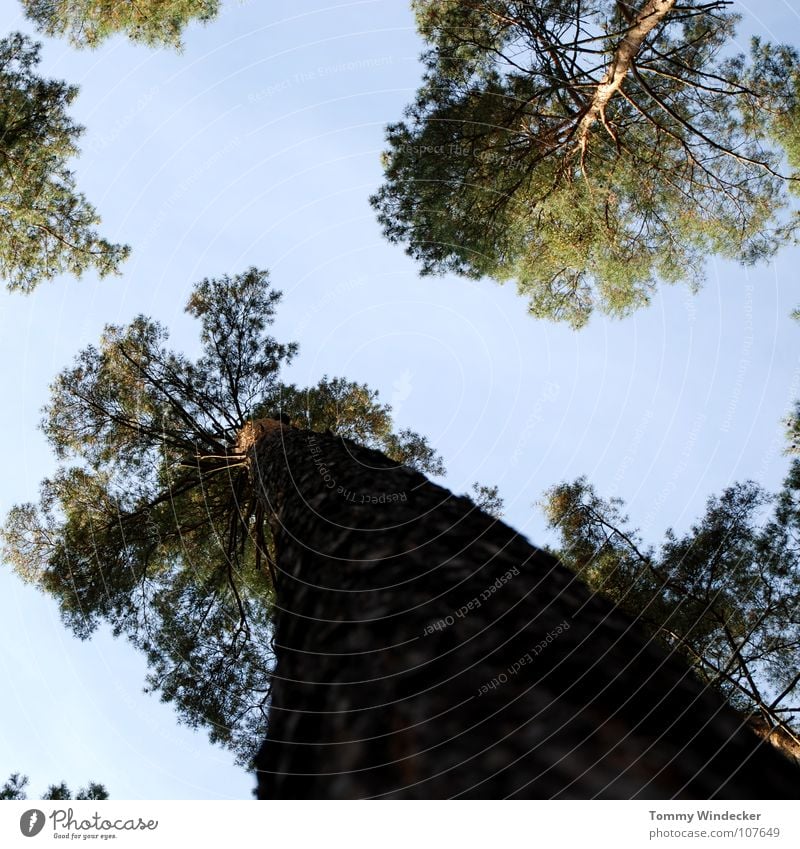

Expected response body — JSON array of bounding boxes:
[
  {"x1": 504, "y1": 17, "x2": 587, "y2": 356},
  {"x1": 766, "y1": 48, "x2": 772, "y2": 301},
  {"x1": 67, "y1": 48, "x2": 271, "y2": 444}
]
[{"x1": 0, "y1": 0, "x2": 799, "y2": 799}]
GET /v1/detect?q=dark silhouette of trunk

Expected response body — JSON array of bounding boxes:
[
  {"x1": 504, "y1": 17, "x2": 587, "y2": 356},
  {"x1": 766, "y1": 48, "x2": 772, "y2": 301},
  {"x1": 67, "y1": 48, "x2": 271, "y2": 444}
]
[{"x1": 249, "y1": 420, "x2": 798, "y2": 799}]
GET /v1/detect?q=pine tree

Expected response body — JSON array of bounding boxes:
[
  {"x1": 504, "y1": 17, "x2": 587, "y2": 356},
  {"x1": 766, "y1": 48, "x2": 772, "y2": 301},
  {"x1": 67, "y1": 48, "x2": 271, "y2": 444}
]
[
  {"x1": 0, "y1": 33, "x2": 128, "y2": 293},
  {"x1": 1, "y1": 773, "x2": 108, "y2": 800},
  {"x1": 2, "y1": 267, "x2": 443, "y2": 762},
  {"x1": 372, "y1": 1, "x2": 800, "y2": 326},
  {"x1": 543, "y1": 471, "x2": 800, "y2": 761},
  {"x1": 4, "y1": 266, "x2": 798, "y2": 796},
  {"x1": 20, "y1": 0, "x2": 220, "y2": 49},
  {"x1": 248, "y1": 421, "x2": 798, "y2": 797}
]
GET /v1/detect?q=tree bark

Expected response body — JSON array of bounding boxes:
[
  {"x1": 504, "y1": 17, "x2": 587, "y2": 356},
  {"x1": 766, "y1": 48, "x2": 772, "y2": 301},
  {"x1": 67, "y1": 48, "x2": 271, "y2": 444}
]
[
  {"x1": 574, "y1": 0, "x2": 676, "y2": 155},
  {"x1": 250, "y1": 421, "x2": 798, "y2": 798}
]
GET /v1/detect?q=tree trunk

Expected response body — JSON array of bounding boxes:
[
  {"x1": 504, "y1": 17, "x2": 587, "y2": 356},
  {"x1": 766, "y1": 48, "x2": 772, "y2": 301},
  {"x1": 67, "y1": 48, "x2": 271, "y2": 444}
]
[
  {"x1": 249, "y1": 421, "x2": 798, "y2": 798},
  {"x1": 574, "y1": 0, "x2": 676, "y2": 155}
]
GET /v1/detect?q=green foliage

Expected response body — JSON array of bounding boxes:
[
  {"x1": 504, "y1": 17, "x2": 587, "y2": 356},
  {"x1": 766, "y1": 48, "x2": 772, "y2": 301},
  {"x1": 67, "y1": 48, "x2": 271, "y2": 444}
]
[
  {"x1": 1, "y1": 267, "x2": 445, "y2": 763},
  {"x1": 543, "y1": 470, "x2": 800, "y2": 743},
  {"x1": 276, "y1": 376, "x2": 445, "y2": 475},
  {"x1": 1, "y1": 773, "x2": 108, "y2": 800},
  {"x1": 21, "y1": 0, "x2": 220, "y2": 49},
  {"x1": 786, "y1": 400, "x2": 800, "y2": 455},
  {"x1": 0, "y1": 773, "x2": 29, "y2": 800},
  {"x1": 42, "y1": 782, "x2": 71, "y2": 800},
  {"x1": 373, "y1": 1, "x2": 800, "y2": 327},
  {"x1": 468, "y1": 482, "x2": 504, "y2": 519},
  {"x1": 0, "y1": 33, "x2": 129, "y2": 292}
]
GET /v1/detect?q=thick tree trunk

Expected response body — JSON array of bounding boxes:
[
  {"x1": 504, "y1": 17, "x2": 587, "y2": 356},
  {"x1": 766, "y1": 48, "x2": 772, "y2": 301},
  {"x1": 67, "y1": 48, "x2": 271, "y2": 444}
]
[{"x1": 249, "y1": 421, "x2": 798, "y2": 798}]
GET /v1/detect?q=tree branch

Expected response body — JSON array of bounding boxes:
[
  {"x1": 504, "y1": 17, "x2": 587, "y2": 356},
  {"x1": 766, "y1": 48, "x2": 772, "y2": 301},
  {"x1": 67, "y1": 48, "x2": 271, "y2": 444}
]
[{"x1": 573, "y1": 0, "x2": 678, "y2": 160}]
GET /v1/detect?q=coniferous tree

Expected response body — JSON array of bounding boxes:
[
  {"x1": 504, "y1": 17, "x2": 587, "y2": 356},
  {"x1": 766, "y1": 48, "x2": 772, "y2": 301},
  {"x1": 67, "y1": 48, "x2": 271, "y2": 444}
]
[
  {"x1": 543, "y1": 469, "x2": 800, "y2": 760},
  {"x1": 469, "y1": 481, "x2": 504, "y2": 518},
  {"x1": 20, "y1": 0, "x2": 220, "y2": 49},
  {"x1": 248, "y1": 419, "x2": 798, "y2": 797},
  {"x1": 0, "y1": 774, "x2": 29, "y2": 800},
  {"x1": 42, "y1": 781, "x2": 109, "y2": 800},
  {"x1": 2, "y1": 267, "x2": 443, "y2": 761},
  {"x1": 372, "y1": 1, "x2": 800, "y2": 326},
  {"x1": 3, "y1": 267, "x2": 799, "y2": 796},
  {"x1": 1, "y1": 773, "x2": 108, "y2": 800},
  {"x1": 0, "y1": 33, "x2": 128, "y2": 293}
]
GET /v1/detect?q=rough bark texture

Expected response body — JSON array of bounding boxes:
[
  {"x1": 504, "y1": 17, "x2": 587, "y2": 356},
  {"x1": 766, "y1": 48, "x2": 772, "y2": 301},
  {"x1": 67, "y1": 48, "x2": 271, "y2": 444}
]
[{"x1": 250, "y1": 422, "x2": 798, "y2": 798}]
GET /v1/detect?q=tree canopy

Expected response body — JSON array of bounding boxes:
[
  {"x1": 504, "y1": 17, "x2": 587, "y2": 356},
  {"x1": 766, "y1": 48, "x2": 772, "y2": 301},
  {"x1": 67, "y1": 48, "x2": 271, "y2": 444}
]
[
  {"x1": 20, "y1": 0, "x2": 220, "y2": 49},
  {"x1": 1, "y1": 773, "x2": 108, "y2": 800},
  {"x1": 543, "y1": 463, "x2": 800, "y2": 758},
  {"x1": 0, "y1": 32, "x2": 128, "y2": 293},
  {"x1": 372, "y1": 0, "x2": 800, "y2": 327},
  {"x1": 1, "y1": 267, "x2": 445, "y2": 762}
]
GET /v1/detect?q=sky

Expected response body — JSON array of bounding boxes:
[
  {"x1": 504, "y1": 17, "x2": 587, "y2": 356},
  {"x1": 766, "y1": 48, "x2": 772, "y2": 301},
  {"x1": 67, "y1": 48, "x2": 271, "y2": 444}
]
[{"x1": 1, "y1": 0, "x2": 799, "y2": 799}]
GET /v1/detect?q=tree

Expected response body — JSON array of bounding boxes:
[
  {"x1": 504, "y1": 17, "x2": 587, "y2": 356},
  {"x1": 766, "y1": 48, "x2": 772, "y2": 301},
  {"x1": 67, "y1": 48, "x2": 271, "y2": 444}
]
[
  {"x1": 469, "y1": 481, "x2": 504, "y2": 518},
  {"x1": 20, "y1": 0, "x2": 220, "y2": 49},
  {"x1": 543, "y1": 471, "x2": 800, "y2": 761},
  {"x1": 1, "y1": 773, "x2": 108, "y2": 800},
  {"x1": 42, "y1": 781, "x2": 109, "y2": 800},
  {"x1": 1, "y1": 267, "x2": 444, "y2": 763},
  {"x1": 0, "y1": 33, "x2": 129, "y2": 293},
  {"x1": 0, "y1": 774, "x2": 28, "y2": 800},
  {"x1": 246, "y1": 421, "x2": 798, "y2": 797},
  {"x1": 785, "y1": 399, "x2": 800, "y2": 455},
  {"x1": 4, "y1": 268, "x2": 798, "y2": 797},
  {"x1": 372, "y1": 1, "x2": 800, "y2": 327}
]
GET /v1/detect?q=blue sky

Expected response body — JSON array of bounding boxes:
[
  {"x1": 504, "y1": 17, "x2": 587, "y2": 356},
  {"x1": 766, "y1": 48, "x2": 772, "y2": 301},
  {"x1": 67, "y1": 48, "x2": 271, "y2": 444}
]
[{"x1": 1, "y1": 0, "x2": 799, "y2": 799}]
